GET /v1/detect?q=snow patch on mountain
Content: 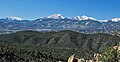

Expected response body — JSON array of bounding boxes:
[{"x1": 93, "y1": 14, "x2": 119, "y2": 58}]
[
  {"x1": 73, "y1": 15, "x2": 96, "y2": 21},
  {"x1": 98, "y1": 20, "x2": 108, "y2": 22},
  {"x1": 1, "y1": 16, "x2": 23, "y2": 21}
]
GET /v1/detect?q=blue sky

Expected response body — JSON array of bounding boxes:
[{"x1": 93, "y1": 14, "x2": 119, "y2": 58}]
[{"x1": 0, "y1": 0, "x2": 120, "y2": 20}]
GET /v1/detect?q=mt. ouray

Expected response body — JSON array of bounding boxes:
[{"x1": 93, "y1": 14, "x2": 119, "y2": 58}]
[
  {"x1": 111, "y1": 18, "x2": 120, "y2": 22},
  {"x1": 0, "y1": 14, "x2": 120, "y2": 32},
  {"x1": 43, "y1": 14, "x2": 65, "y2": 19}
]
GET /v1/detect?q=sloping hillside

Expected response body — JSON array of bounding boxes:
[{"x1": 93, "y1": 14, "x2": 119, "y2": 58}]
[{"x1": 0, "y1": 30, "x2": 119, "y2": 61}]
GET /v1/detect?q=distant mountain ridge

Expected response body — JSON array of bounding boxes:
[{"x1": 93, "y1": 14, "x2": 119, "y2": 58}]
[{"x1": 0, "y1": 14, "x2": 120, "y2": 33}]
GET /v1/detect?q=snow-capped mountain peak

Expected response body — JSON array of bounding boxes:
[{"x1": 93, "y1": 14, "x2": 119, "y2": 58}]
[
  {"x1": 3, "y1": 16, "x2": 23, "y2": 21},
  {"x1": 73, "y1": 15, "x2": 96, "y2": 21},
  {"x1": 111, "y1": 18, "x2": 120, "y2": 22},
  {"x1": 46, "y1": 14, "x2": 65, "y2": 19}
]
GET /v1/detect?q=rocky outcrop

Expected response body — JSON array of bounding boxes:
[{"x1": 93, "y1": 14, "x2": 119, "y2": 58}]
[
  {"x1": 92, "y1": 53, "x2": 102, "y2": 62},
  {"x1": 113, "y1": 46, "x2": 120, "y2": 61},
  {"x1": 67, "y1": 53, "x2": 102, "y2": 62}
]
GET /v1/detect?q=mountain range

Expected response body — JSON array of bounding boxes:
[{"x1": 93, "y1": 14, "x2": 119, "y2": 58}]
[{"x1": 0, "y1": 14, "x2": 120, "y2": 33}]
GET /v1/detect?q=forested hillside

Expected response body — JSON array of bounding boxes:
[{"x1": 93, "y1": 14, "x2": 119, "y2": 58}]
[{"x1": 0, "y1": 30, "x2": 119, "y2": 62}]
